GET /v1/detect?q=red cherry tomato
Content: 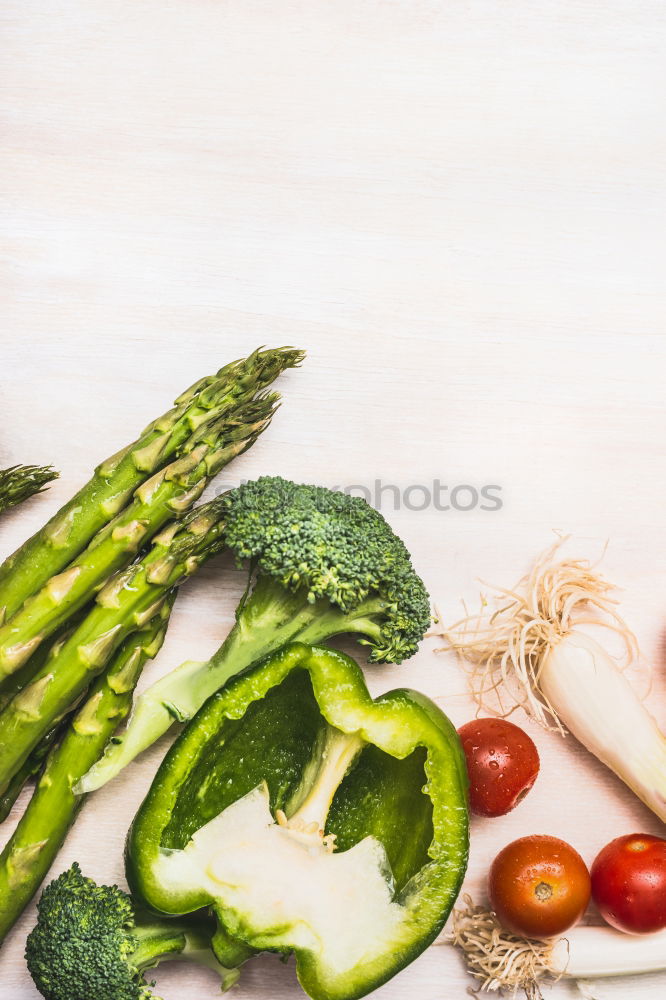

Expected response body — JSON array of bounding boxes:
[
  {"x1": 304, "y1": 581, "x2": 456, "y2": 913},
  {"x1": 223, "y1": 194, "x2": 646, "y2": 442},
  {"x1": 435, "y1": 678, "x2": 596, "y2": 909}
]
[
  {"x1": 457, "y1": 718, "x2": 540, "y2": 817},
  {"x1": 591, "y1": 834, "x2": 666, "y2": 934},
  {"x1": 489, "y1": 835, "x2": 591, "y2": 938}
]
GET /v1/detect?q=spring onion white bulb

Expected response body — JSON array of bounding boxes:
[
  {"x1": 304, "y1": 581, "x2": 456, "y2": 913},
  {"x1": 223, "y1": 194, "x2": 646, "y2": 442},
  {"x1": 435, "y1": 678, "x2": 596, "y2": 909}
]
[
  {"x1": 451, "y1": 895, "x2": 666, "y2": 998},
  {"x1": 434, "y1": 539, "x2": 666, "y2": 823}
]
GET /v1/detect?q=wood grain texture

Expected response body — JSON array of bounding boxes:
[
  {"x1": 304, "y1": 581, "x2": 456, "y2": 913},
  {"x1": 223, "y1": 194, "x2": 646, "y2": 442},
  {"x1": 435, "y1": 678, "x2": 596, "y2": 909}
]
[{"x1": 2, "y1": 1, "x2": 666, "y2": 997}]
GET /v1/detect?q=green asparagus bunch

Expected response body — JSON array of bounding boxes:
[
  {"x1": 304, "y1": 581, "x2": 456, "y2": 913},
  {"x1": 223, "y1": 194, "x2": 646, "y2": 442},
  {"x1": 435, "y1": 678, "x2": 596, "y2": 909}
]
[
  {"x1": 0, "y1": 466, "x2": 58, "y2": 517},
  {"x1": 0, "y1": 347, "x2": 303, "y2": 941},
  {"x1": 0, "y1": 347, "x2": 303, "y2": 623},
  {"x1": 0, "y1": 346, "x2": 301, "y2": 716},
  {"x1": 0, "y1": 594, "x2": 177, "y2": 941}
]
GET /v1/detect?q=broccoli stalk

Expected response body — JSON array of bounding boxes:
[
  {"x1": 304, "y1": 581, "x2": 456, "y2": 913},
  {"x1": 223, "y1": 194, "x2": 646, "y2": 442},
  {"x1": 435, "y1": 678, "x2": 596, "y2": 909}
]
[
  {"x1": 25, "y1": 863, "x2": 236, "y2": 1000},
  {"x1": 78, "y1": 477, "x2": 431, "y2": 793}
]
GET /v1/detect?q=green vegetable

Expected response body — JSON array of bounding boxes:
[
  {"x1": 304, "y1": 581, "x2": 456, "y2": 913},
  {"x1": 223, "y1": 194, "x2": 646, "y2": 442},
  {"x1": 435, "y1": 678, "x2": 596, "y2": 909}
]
[
  {"x1": 0, "y1": 465, "x2": 58, "y2": 516},
  {"x1": 0, "y1": 616, "x2": 91, "y2": 818},
  {"x1": 0, "y1": 498, "x2": 227, "y2": 797},
  {"x1": 127, "y1": 642, "x2": 469, "y2": 1000},
  {"x1": 79, "y1": 477, "x2": 431, "y2": 792},
  {"x1": 0, "y1": 615, "x2": 91, "y2": 817},
  {"x1": 0, "y1": 617, "x2": 84, "y2": 713},
  {"x1": 26, "y1": 863, "x2": 234, "y2": 1000},
  {"x1": 0, "y1": 347, "x2": 303, "y2": 624},
  {"x1": 0, "y1": 393, "x2": 278, "y2": 684},
  {"x1": 0, "y1": 723, "x2": 61, "y2": 823},
  {"x1": 0, "y1": 599, "x2": 175, "y2": 942},
  {"x1": 452, "y1": 895, "x2": 666, "y2": 996}
]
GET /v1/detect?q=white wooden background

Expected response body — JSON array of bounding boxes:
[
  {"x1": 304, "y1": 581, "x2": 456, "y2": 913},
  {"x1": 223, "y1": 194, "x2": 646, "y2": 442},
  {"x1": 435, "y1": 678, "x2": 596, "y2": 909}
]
[{"x1": 2, "y1": 1, "x2": 666, "y2": 997}]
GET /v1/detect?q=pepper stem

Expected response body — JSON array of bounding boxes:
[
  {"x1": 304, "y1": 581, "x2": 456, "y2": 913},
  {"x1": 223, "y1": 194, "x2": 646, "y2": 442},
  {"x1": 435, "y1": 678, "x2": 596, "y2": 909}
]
[{"x1": 280, "y1": 725, "x2": 364, "y2": 843}]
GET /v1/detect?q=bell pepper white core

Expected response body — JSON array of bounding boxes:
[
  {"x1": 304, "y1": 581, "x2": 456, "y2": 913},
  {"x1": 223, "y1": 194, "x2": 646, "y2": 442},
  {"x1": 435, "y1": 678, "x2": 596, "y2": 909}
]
[
  {"x1": 281, "y1": 724, "x2": 365, "y2": 844},
  {"x1": 154, "y1": 783, "x2": 404, "y2": 975}
]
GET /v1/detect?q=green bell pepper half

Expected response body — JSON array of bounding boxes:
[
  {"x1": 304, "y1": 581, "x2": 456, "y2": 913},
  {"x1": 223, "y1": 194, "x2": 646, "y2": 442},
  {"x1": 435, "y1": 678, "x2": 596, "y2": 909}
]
[{"x1": 126, "y1": 642, "x2": 469, "y2": 1000}]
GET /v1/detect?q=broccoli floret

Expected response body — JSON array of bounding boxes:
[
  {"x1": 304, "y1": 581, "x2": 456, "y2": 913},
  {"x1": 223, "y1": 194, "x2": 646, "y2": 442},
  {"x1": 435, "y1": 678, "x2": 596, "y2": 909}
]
[
  {"x1": 222, "y1": 476, "x2": 431, "y2": 662},
  {"x1": 25, "y1": 863, "x2": 232, "y2": 1000},
  {"x1": 76, "y1": 478, "x2": 431, "y2": 794}
]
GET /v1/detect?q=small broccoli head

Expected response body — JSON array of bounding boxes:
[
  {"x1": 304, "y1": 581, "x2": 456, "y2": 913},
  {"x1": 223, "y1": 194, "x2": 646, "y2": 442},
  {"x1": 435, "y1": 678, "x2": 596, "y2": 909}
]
[
  {"x1": 26, "y1": 863, "x2": 154, "y2": 1000},
  {"x1": 222, "y1": 477, "x2": 431, "y2": 663}
]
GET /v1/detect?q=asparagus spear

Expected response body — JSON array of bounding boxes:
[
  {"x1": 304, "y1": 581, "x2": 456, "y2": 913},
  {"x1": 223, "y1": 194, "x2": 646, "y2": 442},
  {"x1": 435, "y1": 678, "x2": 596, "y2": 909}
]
[
  {"x1": 0, "y1": 466, "x2": 58, "y2": 517},
  {"x1": 0, "y1": 724, "x2": 62, "y2": 823},
  {"x1": 0, "y1": 612, "x2": 88, "y2": 712},
  {"x1": 0, "y1": 347, "x2": 303, "y2": 623},
  {"x1": 0, "y1": 596, "x2": 176, "y2": 942},
  {"x1": 0, "y1": 639, "x2": 63, "y2": 716},
  {"x1": 0, "y1": 624, "x2": 87, "y2": 816},
  {"x1": 0, "y1": 393, "x2": 277, "y2": 684},
  {"x1": 0, "y1": 497, "x2": 226, "y2": 795}
]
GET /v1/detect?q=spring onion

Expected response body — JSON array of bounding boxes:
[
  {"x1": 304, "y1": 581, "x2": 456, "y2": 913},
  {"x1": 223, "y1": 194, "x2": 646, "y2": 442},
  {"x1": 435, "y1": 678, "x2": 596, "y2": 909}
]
[
  {"x1": 433, "y1": 539, "x2": 666, "y2": 823},
  {"x1": 452, "y1": 895, "x2": 666, "y2": 998}
]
